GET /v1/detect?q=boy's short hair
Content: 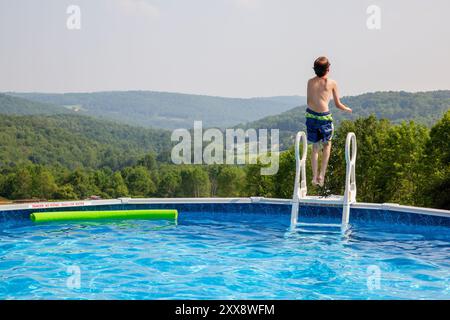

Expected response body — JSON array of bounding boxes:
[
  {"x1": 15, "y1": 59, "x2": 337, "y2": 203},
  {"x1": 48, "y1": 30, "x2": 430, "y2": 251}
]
[{"x1": 313, "y1": 57, "x2": 331, "y2": 77}]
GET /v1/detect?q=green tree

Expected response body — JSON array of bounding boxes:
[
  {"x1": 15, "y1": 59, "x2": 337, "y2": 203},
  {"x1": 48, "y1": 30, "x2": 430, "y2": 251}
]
[
  {"x1": 216, "y1": 166, "x2": 246, "y2": 197},
  {"x1": 207, "y1": 165, "x2": 221, "y2": 196},
  {"x1": 272, "y1": 148, "x2": 296, "y2": 198},
  {"x1": 65, "y1": 169, "x2": 100, "y2": 199},
  {"x1": 30, "y1": 165, "x2": 58, "y2": 199},
  {"x1": 245, "y1": 162, "x2": 275, "y2": 197},
  {"x1": 53, "y1": 184, "x2": 78, "y2": 200},
  {"x1": 380, "y1": 121, "x2": 428, "y2": 205},
  {"x1": 122, "y1": 166, "x2": 156, "y2": 197},
  {"x1": 138, "y1": 152, "x2": 157, "y2": 171},
  {"x1": 108, "y1": 172, "x2": 129, "y2": 198},
  {"x1": 0, "y1": 174, "x2": 5, "y2": 199},
  {"x1": 156, "y1": 166, "x2": 181, "y2": 197},
  {"x1": 7, "y1": 167, "x2": 33, "y2": 199},
  {"x1": 422, "y1": 110, "x2": 450, "y2": 209},
  {"x1": 179, "y1": 166, "x2": 211, "y2": 197},
  {"x1": 92, "y1": 169, "x2": 110, "y2": 194}
]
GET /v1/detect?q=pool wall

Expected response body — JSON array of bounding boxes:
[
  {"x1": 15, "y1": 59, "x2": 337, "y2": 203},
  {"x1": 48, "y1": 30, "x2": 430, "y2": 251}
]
[{"x1": 0, "y1": 197, "x2": 449, "y2": 227}]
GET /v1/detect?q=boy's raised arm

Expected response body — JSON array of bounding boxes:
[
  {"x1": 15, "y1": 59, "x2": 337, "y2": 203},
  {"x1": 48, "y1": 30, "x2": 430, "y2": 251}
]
[{"x1": 332, "y1": 81, "x2": 352, "y2": 113}]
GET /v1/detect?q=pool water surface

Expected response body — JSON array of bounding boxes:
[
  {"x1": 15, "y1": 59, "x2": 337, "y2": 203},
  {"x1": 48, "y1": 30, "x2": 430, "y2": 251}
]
[{"x1": 0, "y1": 210, "x2": 449, "y2": 299}]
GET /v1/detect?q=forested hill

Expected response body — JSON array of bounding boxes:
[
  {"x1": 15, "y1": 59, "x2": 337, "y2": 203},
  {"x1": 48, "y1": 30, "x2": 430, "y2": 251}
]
[
  {"x1": 0, "y1": 114, "x2": 171, "y2": 170},
  {"x1": 239, "y1": 90, "x2": 450, "y2": 148},
  {"x1": 0, "y1": 93, "x2": 72, "y2": 115},
  {"x1": 8, "y1": 91, "x2": 306, "y2": 129}
]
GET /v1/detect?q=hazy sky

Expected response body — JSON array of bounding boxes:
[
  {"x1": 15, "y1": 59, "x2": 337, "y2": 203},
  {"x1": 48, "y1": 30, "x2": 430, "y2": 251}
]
[{"x1": 0, "y1": 0, "x2": 449, "y2": 97}]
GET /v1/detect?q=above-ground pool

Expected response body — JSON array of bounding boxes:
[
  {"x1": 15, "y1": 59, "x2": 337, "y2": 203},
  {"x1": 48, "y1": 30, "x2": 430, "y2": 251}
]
[{"x1": 0, "y1": 198, "x2": 449, "y2": 300}]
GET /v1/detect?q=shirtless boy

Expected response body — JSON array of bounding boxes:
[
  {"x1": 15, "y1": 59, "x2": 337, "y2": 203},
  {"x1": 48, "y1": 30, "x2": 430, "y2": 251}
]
[{"x1": 306, "y1": 57, "x2": 352, "y2": 187}]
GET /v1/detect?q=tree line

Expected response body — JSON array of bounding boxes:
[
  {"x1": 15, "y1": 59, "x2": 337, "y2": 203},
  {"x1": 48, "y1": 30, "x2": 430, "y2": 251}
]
[
  {"x1": 247, "y1": 111, "x2": 450, "y2": 209},
  {"x1": 0, "y1": 112, "x2": 449, "y2": 209}
]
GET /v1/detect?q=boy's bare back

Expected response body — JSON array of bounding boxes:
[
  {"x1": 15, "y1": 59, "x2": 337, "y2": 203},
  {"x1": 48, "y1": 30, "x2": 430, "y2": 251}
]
[
  {"x1": 307, "y1": 76, "x2": 351, "y2": 114},
  {"x1": 307, "y1": 77, "x2": 336, "y2": 113}
]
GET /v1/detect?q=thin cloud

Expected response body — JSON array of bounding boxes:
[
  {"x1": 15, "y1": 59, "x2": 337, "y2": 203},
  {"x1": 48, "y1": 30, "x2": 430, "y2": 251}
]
[
  {"x1": 234, "y1": 0, "x2": 261, "y2": 9},
  {"x1": 117, "y1": 0, "x2": 160, "y2": 18}
]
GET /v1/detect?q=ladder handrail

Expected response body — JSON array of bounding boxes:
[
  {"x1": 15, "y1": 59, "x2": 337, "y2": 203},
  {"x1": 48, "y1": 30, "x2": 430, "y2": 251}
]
[
  {"x1": 342, "y1": 132, "x2": 357, "y2": 232},
  {"x1": 290, "y1": 131, "x2": 307, "y2": 226},
  {"x1": 294, "y1": 131, "x2": 308, "y2": 200}
]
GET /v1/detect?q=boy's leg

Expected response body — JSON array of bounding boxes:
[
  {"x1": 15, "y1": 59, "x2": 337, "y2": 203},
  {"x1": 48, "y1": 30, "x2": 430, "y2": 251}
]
[
  {"x1": 311, "y1": 142, "x2": 320, "y2": 185},
  {"x1": 318, "y1": 140, "x2": 331, "y2": 187}
]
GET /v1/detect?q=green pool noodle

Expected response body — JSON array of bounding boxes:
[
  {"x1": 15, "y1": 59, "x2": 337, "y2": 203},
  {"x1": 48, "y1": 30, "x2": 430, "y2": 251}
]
[{"x1": 30, "y1": 209, "x2": 178, "y2": 223}]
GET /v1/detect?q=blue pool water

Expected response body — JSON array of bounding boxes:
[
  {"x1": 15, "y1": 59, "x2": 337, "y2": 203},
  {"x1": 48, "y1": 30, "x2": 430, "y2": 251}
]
[{"x1": 0, "y1": 210, "x2": 449, "y2": 299}]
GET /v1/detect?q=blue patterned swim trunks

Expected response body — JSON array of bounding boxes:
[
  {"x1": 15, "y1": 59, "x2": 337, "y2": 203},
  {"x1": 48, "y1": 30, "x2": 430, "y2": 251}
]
[{"x1": 305, "y1": 108, "x2": 334, "y2": 143}]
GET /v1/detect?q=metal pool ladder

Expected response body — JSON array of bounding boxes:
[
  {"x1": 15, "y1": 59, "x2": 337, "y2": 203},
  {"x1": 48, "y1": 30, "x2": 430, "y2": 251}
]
[{"x1": 290, "y1": 131, "x2": 357, "y2": 233}]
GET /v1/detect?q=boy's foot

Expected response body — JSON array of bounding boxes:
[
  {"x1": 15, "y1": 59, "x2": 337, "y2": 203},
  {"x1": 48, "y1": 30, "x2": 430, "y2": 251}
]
[
  {"x1": 317, "y1": 175, "x2": 324, "y2": 187},
  {"x1": 312, "y1": 177, "x2": 319, "y2": 186}
]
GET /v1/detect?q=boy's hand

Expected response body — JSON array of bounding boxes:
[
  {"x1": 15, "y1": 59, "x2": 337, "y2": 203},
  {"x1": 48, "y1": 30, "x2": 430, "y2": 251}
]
[{"x1": 345, "y1": 107, "x2": 352, "y2": 113}]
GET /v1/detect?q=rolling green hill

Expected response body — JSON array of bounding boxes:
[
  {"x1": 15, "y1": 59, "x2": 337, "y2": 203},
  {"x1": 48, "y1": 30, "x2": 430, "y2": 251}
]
[
  {"x1": 8, "y1": 91, "x2": 306, "y2": 129},
  {"x1": 1, "y1": 90, "x2": 449, "y2": 169},
  {"x1": 0, "y1": 93, "x2": 72, "y2": 115},
  {"x1": 239, "y1": 91, "x2": 450, "y2": 149},
  {"x1": 0, "y1": 113, "x2": 171, "y2": 170}
]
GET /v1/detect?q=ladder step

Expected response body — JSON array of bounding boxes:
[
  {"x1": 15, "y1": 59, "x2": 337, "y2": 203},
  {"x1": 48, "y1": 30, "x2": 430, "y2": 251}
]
[
  {"x1": 293, "y1": 227, "x2": 341, "y2": 235},
  {"x1": 298, "y1": 195, "x2": 344, "y2": 205},
  {"x1": 293, "y1": 222, "x2": 342, "y2": 234},
  {"x1": 296, "y1": 222, "x2": 341, "y2": 228}
]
